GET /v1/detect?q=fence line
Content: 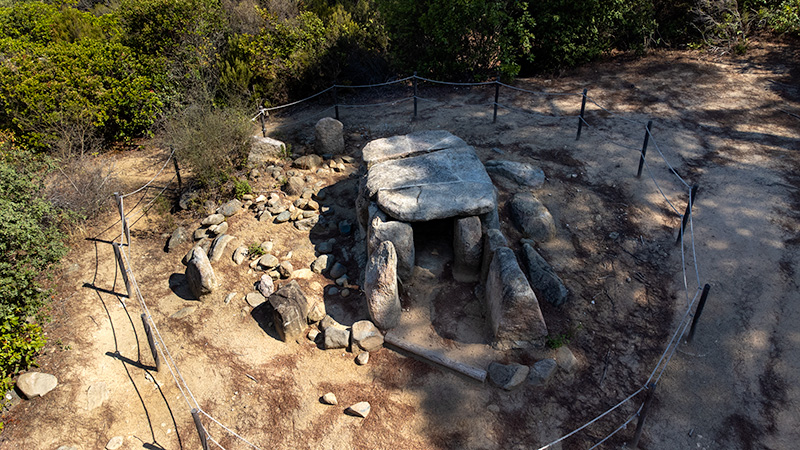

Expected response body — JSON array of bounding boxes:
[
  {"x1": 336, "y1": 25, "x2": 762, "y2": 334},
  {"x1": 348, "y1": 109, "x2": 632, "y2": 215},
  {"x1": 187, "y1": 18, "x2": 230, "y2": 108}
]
[{"x1": 94, "y1": 72, "x2": 707, "y2": 449}]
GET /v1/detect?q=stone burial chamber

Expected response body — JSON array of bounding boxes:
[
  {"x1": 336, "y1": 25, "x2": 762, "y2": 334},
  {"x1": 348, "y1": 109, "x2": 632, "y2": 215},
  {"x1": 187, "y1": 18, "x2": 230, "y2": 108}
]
[{"x1": 356, "y1": 130, "x2": 550, "y2": 349}]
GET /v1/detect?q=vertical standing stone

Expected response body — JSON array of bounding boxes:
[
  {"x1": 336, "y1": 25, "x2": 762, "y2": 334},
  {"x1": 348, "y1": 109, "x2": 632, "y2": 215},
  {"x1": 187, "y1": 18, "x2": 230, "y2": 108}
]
[
  {"x1": 481, "y1": 228, "x2": 509, "y2": 286},
  {"x1": 365, "y1": 240, "x2": 401, "y2": 330},
  {"x1": 453, "y1": 216, "x2": 483, "y2": 282},
  {"x1": 315, "y1": 117, "x2": 345, "y2": 155},
  {"x1": 268, "y1": 280, "x2": 310, "y2": 342},
  {"x1": 185, "y1": 247, "x2": 218, "y2": 299},
  {"x1": 368, "y1": 213, "x2": 415, "y2": 282}
]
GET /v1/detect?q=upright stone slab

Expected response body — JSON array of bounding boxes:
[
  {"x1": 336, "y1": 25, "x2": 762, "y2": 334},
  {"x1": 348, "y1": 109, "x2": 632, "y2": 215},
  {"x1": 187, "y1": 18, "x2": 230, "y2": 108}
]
[
  {"x1": 521, "y1": 243, "x2": 569, "y2": 306},
  {"x1": 365, "y1": 240, "x2": 401, "y2": 330},
  {"x1": 453, "y1": 216, "x2": 483, "y2": 282},
  {"x1": 268, "y1": 280, "x2": 310, "y2": 342},
  {"x1": 509, "y1": 193, "x2": 556, "y2": 242},
  {"x1": 185, "y1": 247, "x2": 218, "y2": 299},
  {"x1": 315, "y1": 117, "x2": 344, "y2": 155},
  {"x1": 481, "y1": 228, "x2": 509, "y2": 286},
  {"x1": 485, "y1": 247, "x2": 548, "y2": 346},
  {"x1": 368, "y1": 214, "x2": 415, "y2": 282},
  {"x1": 249, "y1": 136, "x2": 286, "y2": 167}
]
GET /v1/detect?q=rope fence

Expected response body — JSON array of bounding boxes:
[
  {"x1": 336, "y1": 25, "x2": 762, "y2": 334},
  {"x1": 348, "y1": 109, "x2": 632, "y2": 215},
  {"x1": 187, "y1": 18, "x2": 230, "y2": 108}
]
[{"x1": 91, "y1": 72, "x2": 709, "y2": 449}]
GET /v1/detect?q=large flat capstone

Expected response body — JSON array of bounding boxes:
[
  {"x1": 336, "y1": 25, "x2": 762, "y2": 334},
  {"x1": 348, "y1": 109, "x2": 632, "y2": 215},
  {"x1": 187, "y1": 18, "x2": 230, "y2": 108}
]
[
  {"x1": 364, "y1": 135, "x2": 496, "y2": 222},
  {"x1": 362, "y1": 130, "x2": 468, "y2": 167}
]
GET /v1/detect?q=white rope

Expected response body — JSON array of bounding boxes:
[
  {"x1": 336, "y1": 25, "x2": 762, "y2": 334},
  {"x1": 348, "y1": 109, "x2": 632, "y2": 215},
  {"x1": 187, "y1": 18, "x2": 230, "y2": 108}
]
[
  {"x1": 679, "y1": 194, "x2": 691, "y2": 306},
  {"x1": 654, "y1": 299, "x2": 699, "y2": 385},
  {"x1": 690, "y1": 205, "x2": 702, "y2": 290},
  {"x1": 587, "y1": 405, "x2": 643, "y2": 450},
  {"x1": 121, "y1": 149, "x2": 175, "y2": 198},
  {"x1": 496, "y1": 102, "x2": 580, "y2": 120},
  {"x1": 199, "y1": 409, "x2": 265, "y2": 450},
  {"x1": 415, "y1": 75, "x2": 495, "y2": 86},
  {"x1": 263, "y1": 86, "x2": 335, "y2": 112},
  {"x1": 536, "y1": 386, "x2": 645, "y2": 450},
  {"x1": 646, "y1": 287, "x2": 702, "y2": 386},
  {"x1": 126, "y1": 174, "x2": 178, "y2": 230},
  {"x1": 586, "y1": 97, "x2": 648, "y2": 126},
  {"x1": 640, "y1": 156, "x2": 682, "y2": 215},
  {"x1": 335, "y1": 76, "x2": 414, "y2": 89},
  {"x1": 338, "y1": 97, "x2": 413, "y2": 108},
  {"x1": 207, "y1": 433, "x2": 228, "y2": 450},
  {"x1": 646, "y1": 129, "x2": 691, "y2": 188},
  {"x1": 578, "y1": 116, "x2": 647, "y2": 153},
  {"x1": 498, "y1": 82, "x2": 581, "y2": 97}
]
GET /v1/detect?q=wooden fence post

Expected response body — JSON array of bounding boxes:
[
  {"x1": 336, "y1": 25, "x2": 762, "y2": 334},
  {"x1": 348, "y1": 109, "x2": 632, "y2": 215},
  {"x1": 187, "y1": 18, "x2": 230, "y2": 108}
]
[
  {"x1": 676, "y1": 185, "x2": 699, "y2": 245},
  {"x1": 112, "y1": 243, "x2": 131, "y2": 298},
  {"x1": 631, "y1": 383, "x2": 657, "y2": 448},
  {"x1": 191, "y1": 409, "x2": 210, "y2": 450},
  {"x1": 576, "y1": 88, "x2": 588, "y2": 140},
  {"x1": 687, "y1": 284, "x2": 711, "y2": 344},
  {"x1": 141, "y1": 314, "x2": 161, "y2": 372},
  {"x1": 637, "y1": 121, "x2": 653, "y2": 178}
]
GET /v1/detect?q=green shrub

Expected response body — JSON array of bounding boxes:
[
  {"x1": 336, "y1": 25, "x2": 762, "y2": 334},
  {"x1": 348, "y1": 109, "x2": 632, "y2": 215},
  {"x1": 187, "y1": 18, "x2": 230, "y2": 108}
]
[
  {"x1": 769, "y1": 0, "x2": 800, "y2": 34},
  {"x1": 247, "y1": 242, "x2": 265, "y2": 257},
  {"x1": 233, "y1": 178, "x2": 252, "y2": 199}
]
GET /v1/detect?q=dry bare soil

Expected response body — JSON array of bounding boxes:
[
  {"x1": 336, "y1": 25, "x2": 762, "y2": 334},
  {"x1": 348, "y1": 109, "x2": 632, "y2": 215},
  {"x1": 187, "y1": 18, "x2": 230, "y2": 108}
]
[{"x1": 1, "y1": 39, "x2": 798, "y2": 450}]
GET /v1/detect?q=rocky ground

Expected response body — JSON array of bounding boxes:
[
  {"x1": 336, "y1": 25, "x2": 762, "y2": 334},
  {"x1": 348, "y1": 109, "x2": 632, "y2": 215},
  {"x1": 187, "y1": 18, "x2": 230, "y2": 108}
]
[{"x1": 1, "y1": 38, "x2": 798, "y2": 449}]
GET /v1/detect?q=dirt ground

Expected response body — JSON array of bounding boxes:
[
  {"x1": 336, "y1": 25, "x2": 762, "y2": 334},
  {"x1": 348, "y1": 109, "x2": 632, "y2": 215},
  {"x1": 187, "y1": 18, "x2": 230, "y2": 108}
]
[{"x1": 1, "y1": 38, "x2": 798, "y2": 449}]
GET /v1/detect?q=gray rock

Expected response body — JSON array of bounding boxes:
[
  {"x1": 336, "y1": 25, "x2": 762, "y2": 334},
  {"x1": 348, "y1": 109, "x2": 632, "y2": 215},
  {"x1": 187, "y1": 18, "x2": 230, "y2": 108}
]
[
  {"x1": 317, "y1": 241, "x2": 334, "y2": 254},
  {"x1": 208, "y1": 234, "x2": 236, "y2": 263},
  {"x1": 249, "y1": 135, "x2": 286, "y2": 167},
  {"x1": 201, "y1": 214, "x2": 225, "y2": 226},
  {"x1": 355, "y1": 352, "x2": 369, "y2": 365},
  {"x1": 329, "y1": 262, "x2": 347, "y2": 279},
  {"x1": 484, "y1": 160, "x2": 546, "y2": 190},
  {"x1": 257, "y1": 210, "x2": 272, "y2": 222},
  {"x1": 178, "y1": 190, "x2": 198, "y2": 210},
  {"x1": 521, "y1": 243, "x2": 569, "y2": 306},
  {"x1": 346, "y1": 401, "x2": 371, "y2": 418},
  {"x1": 320, "y1": 315, "x2": 346, "y2": 332},
  {"x1": 307, "y1": 301, "x2": 326, "y2": 323},
  {"x1": 485, "y1": 247, "x2": 547, "y2": 345},
  {"x1": 528, "y1": 358, "x2": 558, "y2": 386},
  {"x1": 365, "y1": 144, "x2": 496, "y2": 222},
  {"x1": 284, "y1": 176, "x2": 305, "y2": 196},
  {"x1": 167, "y1": 227, "x2": 189, "y2": 252},
  {"x1": 338, "y1": 220, "x2": 352, "y2": 235},
  {"x1": 232, "y1": 246, "x2": 248, "y2": 265},
  {"x1": 294, "y1": 154, "x2": 323, "y2": 170},
  {"x1": 324, "y1": 327, "x2": 350, "y2": 349},
  {"x1": 340, "y1": 288, "x2": 351, "y2": 298},
  {"x1": 258, "y1": 254, "x2": 280, "y2": 270},
  {"x1": 453, "y1": 216, "x2": 483, "y2": 282},
  {"x1": 487, "y1": 362, "x2": 530, "y2": 391},
  {"x1": 308, "y1": 329, "x2": 320, "y2": 341},
  {"x1": 257, "y1": 274, "x2": 275, "y2": 298},
  {"x1": 510, "y1": 193, "x2": 556, "y2": 242},
  {"x1": 556, "y1": 346, "x2": 578, "y2": 373},
  {"x1": 278, "y1": 261, "x2": 294, "y2": 278},
  {"x1": 56, "y1": 446, "x2": 79, "y2": 450},
  {"x1": 193, "y1": 227, "x2": 209, "y2": 241},
  {"x1": 268, "y1": 280, "x2": 310, "y2": 341},
  {"x1": 328, "y1": 286, "x2": 340, "y2": 296},
  {"x1": 260, "y1": 241, "x2": 275, "y2": 253},
  {"x1": 351, "y1": 320, "x2": 383, "y2": 352},
  {"x1": 209, "y1": 221, "x2": 228, "y2": 236},
  {"x1": 368, "y1": 215, "x2": 415, "y2": 282},
  {"x1": 362, "y1": 130, "x2": 467, "y2": 167},
  {"x1": 481, "y1": 228, "x2": 509, "y2": 286},
  {"x1": 105, "y1": 436, "x2": 124, "y2": 450},
  {"x1": 365, "y1": 241, "x2": 401, "y2": 330},
  {"x1": 224, "y1": 293, "x2": 236, "y2": 304},
  {"x1": 185, "y1": 247, "x2": 219, "y2": 299},
  {"x1": 294, "y1": 216, "x2": 319, "y2": 231},
  {"x1": 335, "y1": 275, "x2": 348, "y2": 286},
  {"x1": 275, "y1": 210, "x2": 291, "y2": 223},
  {"x1": 246, "y1": 292, "x2": 267, "y2": 307},
  {"x1": 170, "y1": 306, "x2": 197, "y2": 319},
  {"x1": 217, "y1": 199, "x2": 242, "y2": 217},
  {"x1": 311, "y1": 254, "x2": 334, "y2": 274},
  {"x1": 315, "y1": 117, "x2": 345, "y2": 155},
  {"x1": 16, "y1": 372, "x2": 57, "y2": 399},
  {"x1": 86, "y1": 381, "x2": 109, "y2": 411},
  {"x1": 197, "y1": 238, "x2": 212, "y2": 256},
  {"x1": 321, "y1": 392, "x2": 338, "y2": 405}
]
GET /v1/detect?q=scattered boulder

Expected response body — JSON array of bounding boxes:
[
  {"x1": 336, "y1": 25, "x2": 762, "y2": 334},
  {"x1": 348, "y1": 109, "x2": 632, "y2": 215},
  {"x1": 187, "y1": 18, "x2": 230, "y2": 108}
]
[
  {"x1": 346, "y1": 401, "x2": 371, "y2": 418},
  {"x1": 307, "y1": 300, "x2": 326, "y2": 323},
  {"x1": 315, "y1": 117, "x2": 345, "y2": 155},
  {"x1": 178, "y1": 190, "x2": 199, "y2": 210},
  {"x1": 217, "y1": 199, "x2": 242, "y2": 217},
  {"x1": 320, "y1": 315, "x2": 346, "y2": 332},
  {"x1": 355, "y1": 352, "x2": 369, "y2": 365},
  {"x1": 257, "y1": 274, "x2": 275, "y2": 298},
  {"x1": 350, "y1": 320, "x2": 383, "y2": 353},
  {"x1": 453, "y1": 216, "x2": 483, "y2": 282},
  {"x1": 311, "y1": 254, "x2": 334, "y2": 274},
  {"x1": 194, "y1": 228, "x2": 209, "y2": 241},
  {"x1": 292, "y1": 268, "x2": 314, "y2": 279},
  {"x1": 208, "y1": 234, "x2": 236, "y2": 262},
  {"x1": 284, "y1": 176, "x2": 305, "y2": 196},
  {"x1": 185, "y1": 247, "x2": 219, "y2": 299},
  {"x1": 224, "y1": 293, "x2": 236, "y2": 304},
  {"x1": 308, "y1": 329, "x2": 320, "y2": 341},
  {"x1": 487, "y1": 362, "x2": 530, "y2": 391},
  {"x1": 268, "y1": 281, "x2": 310, "y2": 342},
  {"x1": 201, "y1": 214, "x2": 225, "y2": 226},
  {"x1": 294, "y1": 216, "x2": 319, "y2": 231},
  {"x1": 521, "y1": 243, "x2": 569, "y2": 306},
  {"x1": 294, "y1": 154, "x2": 323, "y2": 170},
  {"x1": 528, "y1": 358, "x2": 558, "y2": 386},
  {"x1": 317, "y1": 240, "x2": 334, "y2": 254},
  {"x1": 556, "y1": 346, "x2": 578, "y2": 374},
  {"x1": 170, "y1": 306, "x2": 197, "y2": 319},
  {"x1": 56, "y1": 446, "x2": 79, "y2": 450},
  {"x1": 485, "y1": 247, "x2": 547, "y2": 346},
  {"x1": 484, "y1": 160, "x2": 545, "y2": 190},
  {"x1": 246, "y1": 292, "x2": 267, "y2": 307},
  {"x1": 105, "y1": 436, "x2": 124, "y2": 450},
  {"x1": 368, "y1": 215, "x2": 415, "y2": 282},
  {"x1": 278, "y1": 261, "x2": 294, "y2": 278},
  {"x1": 258, "y1": 254, "x2": 280, "y2": 270},
  {"x1": 365, "y1": 241, "x2": 401, "y2": 330},
  {"x1": 167, "y1": 227, "x2": 188, "y2": 252},
  {"x1": 209, "y1": 221, "x2": 228, "y2": 236},
  {"x1": 249, "y1": 135, "x2": 286, "y2": 167},
  {"x1": 509, "y1": 193, "x2": 556, "y2": 242},
  {"x1": 323, "y1": 327, "x2": 350, "y2": 350},
  {"x1": 275, "y1": 210, "x2": 291, "y2": 223},
  {"x1": 16, "y1": 372, "x2": 57, "y2": 399},
  {"x1": 329, "y1": 262, "x2": 347, "y2": 280},
  {"x1": 232, "y1": 246, "x2": 248, "y2": 265},
  {"x1": 321, "y1": 392, "x2": 338, "y2": 405}
]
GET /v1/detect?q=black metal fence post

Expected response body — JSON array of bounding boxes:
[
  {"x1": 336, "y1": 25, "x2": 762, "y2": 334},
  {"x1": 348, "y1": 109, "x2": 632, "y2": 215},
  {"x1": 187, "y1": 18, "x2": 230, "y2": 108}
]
[
  {"x1": 637, "y1": 120, "x2": 653, "y2": 178},
  {"x1": 576, "y1": 88, "x2": 588, "y2": 140},
  {"x1": 258, "y1": 106, "x2": 267, "y2": 137},
  {"x1": 676, "y1": 185, "x2": 699, "y2": 245},
  {"x1": 191, "y1": 409, "x2": 209, "y2": 450},
  {"x1": 493, "y1": 72, "x2": 500, "y2": 123},
  {"x1": 687, "y1": 284, "x2": 711, "y2": 344},
  {"x1": 413, "y1": 72, "x2": 418, "y2": 119},
  {"x1": 333, "y1": 85, "x2": 339, "y2": 120},
  {"x1": 172, "y1": 151, "x2": 182, "y2": 191},
  {"x1": 631, "y1": 383, "x2": 657, "y2": 448}
]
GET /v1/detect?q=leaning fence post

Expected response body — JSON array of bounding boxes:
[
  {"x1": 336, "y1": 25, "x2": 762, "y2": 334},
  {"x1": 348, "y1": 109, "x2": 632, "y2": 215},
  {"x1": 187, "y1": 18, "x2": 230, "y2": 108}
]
[
  {"x1": 676, "y1": 185, "x2": 699, "y2": 245},
  {"x1": 631, "y1": 383, "x2": 657, "y2": 448},
  {"x1": 576, "y1": 88, "x2": 588, "y2": 140},
  {"x1": 172, "y1": 151, "x2": 182, "y2": 192},
  {"x1": 637, "y1": 120, "x2": 653, "y2": 178},
  {"x1": 112, "y1": 243, "x2": 131, "y2": 298},
  {"x1": 413, "y1": 72, "x2": 418, "y2": 119},
  {"x1": 258, "y1": 105, "x2": 267, "y2": 138},
  {"x1": 191, "y1": 409, "x2": 210, "y2": 450},
  {"x1": 687, "y1": 284, "x2": 711, "y2": 344},
  {"x1": 333, "y1": 85, "x2": 339, "y2": 120},
  {"x1": 493, "y1": 73, "x2": 500, "y2": 123},
  {"x1": 141, "y1": 314, "x2": 161, "y2": 372}
]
